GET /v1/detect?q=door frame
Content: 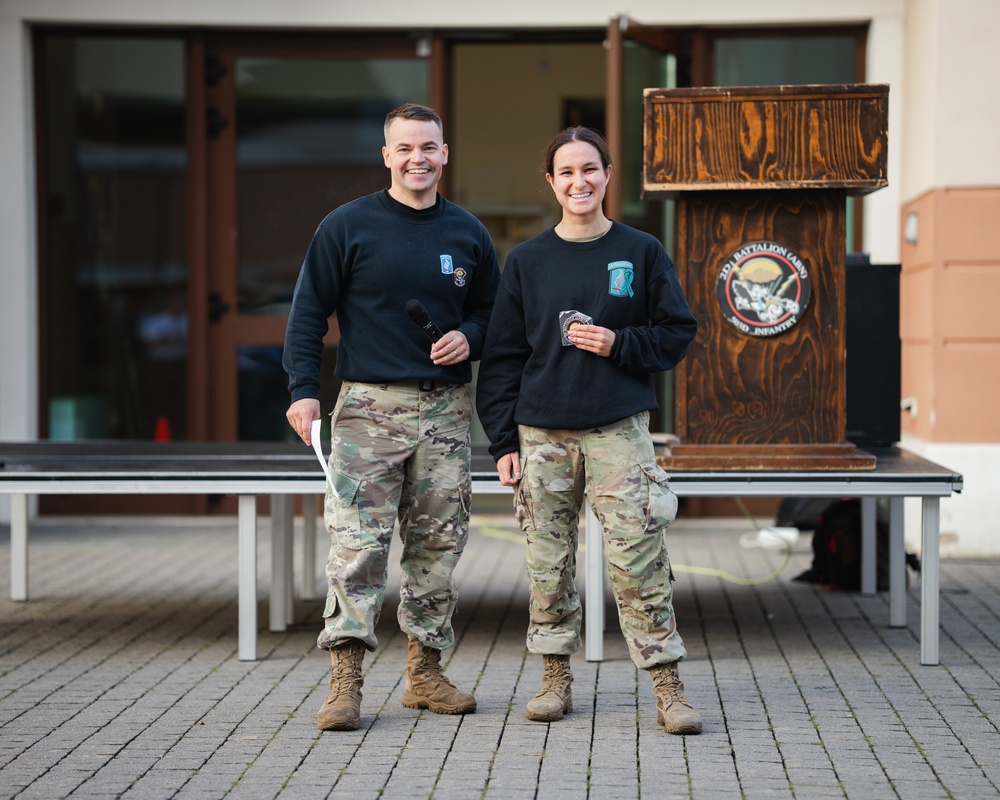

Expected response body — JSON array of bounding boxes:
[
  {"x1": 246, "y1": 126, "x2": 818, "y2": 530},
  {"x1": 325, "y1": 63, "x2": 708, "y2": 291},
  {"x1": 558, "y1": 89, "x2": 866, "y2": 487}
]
[{"x1": 605, "y1": 15, "x2": 688, "y2": 223}]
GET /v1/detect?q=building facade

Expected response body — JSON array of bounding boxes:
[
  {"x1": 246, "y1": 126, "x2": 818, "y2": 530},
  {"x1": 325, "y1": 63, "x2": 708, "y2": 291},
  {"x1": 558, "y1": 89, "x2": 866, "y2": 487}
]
[{"x1": 1, "y1": 0, "x2": 997, "y2": 552}]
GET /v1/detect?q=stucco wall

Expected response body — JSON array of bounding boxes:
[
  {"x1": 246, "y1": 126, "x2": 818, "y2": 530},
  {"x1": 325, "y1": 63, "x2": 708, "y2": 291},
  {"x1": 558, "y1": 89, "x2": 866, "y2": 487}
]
[
  {"x1": 1, "y1": 0, "x2": 905, "y2": 29},
  {"x1": 896, "y1": 1, "x2": 1000, "y2": 556},
  {"x1": 901, "y1": 188, "x2": 1000, "y2": 443},
  {"x1": 0, "y1": 17, "x2": 36, "y2": 442},
  {"x1": 901, "y1": 0, "x2": 1000, "y2": 200}
]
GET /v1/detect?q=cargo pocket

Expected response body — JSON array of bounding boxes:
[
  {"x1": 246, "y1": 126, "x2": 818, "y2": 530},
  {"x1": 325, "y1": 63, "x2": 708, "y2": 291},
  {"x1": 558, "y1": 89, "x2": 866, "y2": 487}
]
[
  {"x1": 459, "y1": 480, "x2": 472, "y2": 523},
  {"x1": 640, "y1": 460, "x2": 678, "y2": 532},
  {"x1": 322, "y1": 592, "x2": 339, "y2": 620},
  {"x1": 453, "y1": 479, "x2": 473, "y2": 552},
  {"x1": 324, "y1": 463, "x2": 366, "y2": 549},
  {"x1": 514, "y1": 479, "x2": 537, "y2": 532}
]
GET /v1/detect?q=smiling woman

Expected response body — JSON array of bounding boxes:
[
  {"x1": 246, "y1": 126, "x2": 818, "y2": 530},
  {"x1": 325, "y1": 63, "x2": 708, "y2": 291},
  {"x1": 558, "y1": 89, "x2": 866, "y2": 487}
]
[
  {"x1": 475, "y1": 126, "x2": 701, "y2": 735},
  {"x1": 546, "y1": 138, "x2": 612, "y2": 239}
]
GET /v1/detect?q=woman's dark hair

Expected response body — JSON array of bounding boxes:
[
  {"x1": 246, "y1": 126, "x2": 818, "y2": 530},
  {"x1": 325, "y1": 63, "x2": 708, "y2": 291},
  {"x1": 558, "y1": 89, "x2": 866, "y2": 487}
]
[{"x1": 543, "y1": 126, "x2": 612, "y2": 175}]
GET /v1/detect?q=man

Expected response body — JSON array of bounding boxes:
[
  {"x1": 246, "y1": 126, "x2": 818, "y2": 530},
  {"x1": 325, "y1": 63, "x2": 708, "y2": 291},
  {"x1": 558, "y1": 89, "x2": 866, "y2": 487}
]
[{"x1": 283, "y1": 103, "x2": 499, "y2": 732}]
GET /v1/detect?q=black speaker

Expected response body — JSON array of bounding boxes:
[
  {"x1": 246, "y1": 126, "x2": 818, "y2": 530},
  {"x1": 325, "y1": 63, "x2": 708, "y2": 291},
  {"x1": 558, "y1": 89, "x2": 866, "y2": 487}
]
[{"x1": 845, "y1": 254, "x2": 901, "y2": 447}]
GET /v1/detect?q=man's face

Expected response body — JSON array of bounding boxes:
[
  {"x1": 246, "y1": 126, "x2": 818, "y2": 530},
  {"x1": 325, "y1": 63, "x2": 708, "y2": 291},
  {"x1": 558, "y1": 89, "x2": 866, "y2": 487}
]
[{"x1": 382, "y1": 118, "x2": 448, "y2": 207}]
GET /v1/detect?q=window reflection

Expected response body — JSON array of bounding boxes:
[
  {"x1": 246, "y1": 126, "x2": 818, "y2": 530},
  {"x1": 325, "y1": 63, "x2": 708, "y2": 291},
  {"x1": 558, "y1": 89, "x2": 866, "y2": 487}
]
[
  {"x1": 235, "y1": 57, "x2": 426, "y2": 316},
  {"x1": 42, "y1": 35, "x2": 187, "y2": 440}
]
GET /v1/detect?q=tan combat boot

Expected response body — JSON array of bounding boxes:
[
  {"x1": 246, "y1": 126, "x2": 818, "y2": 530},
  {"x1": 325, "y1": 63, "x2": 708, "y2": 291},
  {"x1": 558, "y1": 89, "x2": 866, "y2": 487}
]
[
  {"x1": 650, "y1": 661, "x2": 702, "y2": 735},
  {"x1": 402, "y1": 636, "x2": 477, "y2": 714},
  {"x1": 526, "y1": 654, "x2": 573, "y2": 722},
  {"x1": 317, "y1": 640, "x2": 366, "y2": 731}
]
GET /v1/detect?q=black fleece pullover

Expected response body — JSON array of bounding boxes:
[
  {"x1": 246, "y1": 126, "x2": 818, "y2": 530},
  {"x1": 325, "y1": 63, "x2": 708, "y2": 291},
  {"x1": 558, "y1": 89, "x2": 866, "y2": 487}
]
[
  {"x1": 476, "y1": 222, "x2": 697, "y2": 461},
  {"x1": 283, "y1": 190, "x2": 500, "y2": 402}
]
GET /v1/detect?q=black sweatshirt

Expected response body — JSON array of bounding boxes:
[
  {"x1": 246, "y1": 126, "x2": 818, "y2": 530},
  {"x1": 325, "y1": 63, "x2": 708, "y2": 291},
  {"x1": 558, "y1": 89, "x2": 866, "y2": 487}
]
[
  {"x1": 475, "y1": 223, "x2": 697, "y2": 461},
  {"x1": 283, "y1": 190, "x2": 500, "y2": 402}
]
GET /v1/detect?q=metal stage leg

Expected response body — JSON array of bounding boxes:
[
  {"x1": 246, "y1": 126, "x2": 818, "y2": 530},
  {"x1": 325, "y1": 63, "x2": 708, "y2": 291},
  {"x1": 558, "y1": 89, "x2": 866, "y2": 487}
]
[
  {"x1": 238, "y1": 495, "x2": 258, "y2": 662},
  {"x1": 860, "y1": 496, "x2": 877, "y2": 595},
  {"x1": 270, "y1": 495, "x2": 294, "y2": 631},
  {"x1": 921, "y1": 496, "x2": 941, "y2": 666},
  {"x1": 888, "y1": 496, "x2": 906, "y2": 628},
  {"x1": 584, "y1": 499, "x2": 604, "y2": 662},
  {"x1": 301, "y1": 494, "x2": 319, "y2": 600},
  {"x1": 10, "y1": 492, "x2": 28, "y2": 601},
  {"x1": 284, "y1": 500, "x2": 294, "y2": 625}
]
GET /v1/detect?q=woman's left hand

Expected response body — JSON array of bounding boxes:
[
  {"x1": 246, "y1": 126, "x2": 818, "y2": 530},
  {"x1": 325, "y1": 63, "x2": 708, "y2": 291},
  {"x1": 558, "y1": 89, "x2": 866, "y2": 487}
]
[{"x1": 567, "y1": 324, "x2": 615, "y2": 357}]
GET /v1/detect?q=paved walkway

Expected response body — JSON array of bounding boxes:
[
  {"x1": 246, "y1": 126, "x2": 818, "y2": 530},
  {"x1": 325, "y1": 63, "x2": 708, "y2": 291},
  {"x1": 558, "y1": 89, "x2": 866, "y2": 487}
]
[{"x1": 1, "y1": 510, "x2": 998, "y2": 799}]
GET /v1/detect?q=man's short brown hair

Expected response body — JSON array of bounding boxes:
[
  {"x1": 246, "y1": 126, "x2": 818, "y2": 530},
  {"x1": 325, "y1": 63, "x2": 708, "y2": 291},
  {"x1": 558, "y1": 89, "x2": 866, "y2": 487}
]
[{"x1": 384, "y1": 103, "x2": 443, "y2": 142}]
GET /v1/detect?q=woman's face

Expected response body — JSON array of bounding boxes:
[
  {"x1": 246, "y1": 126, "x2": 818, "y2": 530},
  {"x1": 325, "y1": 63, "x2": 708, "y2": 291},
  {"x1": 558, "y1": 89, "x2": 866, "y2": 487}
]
[{"x1": 546, "y1": 140, "x2": 611, "y2": 218}]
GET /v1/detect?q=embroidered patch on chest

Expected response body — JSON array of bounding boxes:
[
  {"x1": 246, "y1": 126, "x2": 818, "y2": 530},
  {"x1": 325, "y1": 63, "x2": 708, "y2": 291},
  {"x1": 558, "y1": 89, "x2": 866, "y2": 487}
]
[
  {"x1": 453, "y1": 267, "x2": 467, "y2": 287},
  {"x1": 608, "y1": 261, "x2": 634, "y2": 297}
]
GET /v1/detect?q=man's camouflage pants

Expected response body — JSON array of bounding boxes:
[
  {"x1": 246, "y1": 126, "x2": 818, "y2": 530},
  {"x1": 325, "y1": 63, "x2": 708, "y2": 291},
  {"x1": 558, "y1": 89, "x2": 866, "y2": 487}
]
[
  {"x1": 319, "y1": 380, "x2": 472, "y2": 653},
  {"x1": 515, "y1": 411, "x2": 687, "y2": 669}
]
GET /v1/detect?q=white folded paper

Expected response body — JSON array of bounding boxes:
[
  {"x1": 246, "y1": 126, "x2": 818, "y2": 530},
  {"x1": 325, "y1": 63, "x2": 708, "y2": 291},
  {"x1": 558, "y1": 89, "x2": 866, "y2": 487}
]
[{"x1": 310, "y1": 418, "x2": 334, "y2": 490}]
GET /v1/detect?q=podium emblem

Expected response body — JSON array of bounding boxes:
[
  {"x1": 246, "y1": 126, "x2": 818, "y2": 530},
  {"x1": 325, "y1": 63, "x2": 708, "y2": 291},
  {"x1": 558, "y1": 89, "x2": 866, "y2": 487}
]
[{"x1": 715, "y1": 241, "x2": 812, "y2": 337}]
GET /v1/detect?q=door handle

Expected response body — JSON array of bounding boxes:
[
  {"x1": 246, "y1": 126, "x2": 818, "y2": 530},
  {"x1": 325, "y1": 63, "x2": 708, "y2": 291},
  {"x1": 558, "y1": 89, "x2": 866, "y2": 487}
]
[{"x1": 208, "y1": 292, "x2": 231, "y2": 322}]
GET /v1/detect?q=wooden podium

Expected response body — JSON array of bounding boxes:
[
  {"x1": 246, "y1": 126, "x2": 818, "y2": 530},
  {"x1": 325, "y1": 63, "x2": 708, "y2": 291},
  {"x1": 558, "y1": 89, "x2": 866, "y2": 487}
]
[{"x1": 643, "y1": 84, "x2": 888, "y2": 470}]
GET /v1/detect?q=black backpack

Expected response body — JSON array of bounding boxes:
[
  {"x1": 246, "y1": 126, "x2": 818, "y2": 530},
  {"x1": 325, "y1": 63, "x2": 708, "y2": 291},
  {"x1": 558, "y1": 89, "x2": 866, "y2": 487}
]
[{"x1": 794, "y1": 498, "x2": 920, "y2": 592}]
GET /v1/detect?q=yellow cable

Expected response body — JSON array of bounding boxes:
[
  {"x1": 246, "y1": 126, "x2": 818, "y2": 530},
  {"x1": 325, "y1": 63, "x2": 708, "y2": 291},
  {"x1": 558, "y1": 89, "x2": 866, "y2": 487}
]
[
  {"x1": 671, "y1": 549, "x2": 793, "y2": 586},
  {"x1": 734, "y1": 496, "x2": 762, "y2": 528},
  {"x1": 472, "y1": 520, "x2": 528, "y2": 547},
  {"x1": 471, "y1": 510, "x2": 794, "y2": 587}
]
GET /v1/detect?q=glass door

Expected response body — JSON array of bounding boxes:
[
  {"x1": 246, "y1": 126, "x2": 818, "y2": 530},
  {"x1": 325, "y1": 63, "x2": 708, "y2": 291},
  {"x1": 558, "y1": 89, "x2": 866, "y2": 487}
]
[{"x1": 202, "y1": 36, "x2": 430, "y2": 441}]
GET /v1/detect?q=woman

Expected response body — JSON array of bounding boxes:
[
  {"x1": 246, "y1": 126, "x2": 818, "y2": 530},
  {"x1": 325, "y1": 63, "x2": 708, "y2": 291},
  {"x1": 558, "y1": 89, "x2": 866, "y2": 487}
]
[{"x1": 475, "y1": 127, "x2": 701, "y2": 735}]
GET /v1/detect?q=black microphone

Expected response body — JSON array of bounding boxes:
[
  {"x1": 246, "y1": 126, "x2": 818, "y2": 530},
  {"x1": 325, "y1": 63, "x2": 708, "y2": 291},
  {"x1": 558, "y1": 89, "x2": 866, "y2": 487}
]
[{"x1": 406, "y1": 299, "x2": 443, "y2": 342}]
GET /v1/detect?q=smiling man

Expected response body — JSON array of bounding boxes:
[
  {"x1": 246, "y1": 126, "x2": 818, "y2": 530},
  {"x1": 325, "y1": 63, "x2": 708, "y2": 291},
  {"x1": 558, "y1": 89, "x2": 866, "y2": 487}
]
[
  {"x1": 382, "y1": 112, "x2": 448, "y2": 209},
  {"x1": 283, "y1": 103, "x2": 500, "y2": 732}
]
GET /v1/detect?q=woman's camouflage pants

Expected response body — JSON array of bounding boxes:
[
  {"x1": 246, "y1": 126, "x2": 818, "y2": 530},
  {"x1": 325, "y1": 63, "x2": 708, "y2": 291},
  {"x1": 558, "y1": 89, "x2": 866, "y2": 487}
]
[{"x1": 515, "y1": 411, "x2": 687, "y2": 669}]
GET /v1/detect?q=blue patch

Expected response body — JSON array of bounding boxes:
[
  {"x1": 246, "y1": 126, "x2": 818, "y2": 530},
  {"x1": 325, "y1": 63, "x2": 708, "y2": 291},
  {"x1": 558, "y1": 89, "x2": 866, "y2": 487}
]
[
  {"x1": 608, "y1": 261, "x2": 634, "y2": 297},
  {"x1": 440, "y1": 254, "x2": 454, "y2": 274}
]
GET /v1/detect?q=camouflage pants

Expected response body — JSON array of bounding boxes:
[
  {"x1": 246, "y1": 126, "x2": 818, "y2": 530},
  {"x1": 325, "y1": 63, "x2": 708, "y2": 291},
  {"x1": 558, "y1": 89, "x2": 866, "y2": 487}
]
[
  {"x1": 318, "y1": 380, "x2": 472, "y2": 653},
  {"x1": 515, "y1": 411, "x2": 687, "y2": 669}
]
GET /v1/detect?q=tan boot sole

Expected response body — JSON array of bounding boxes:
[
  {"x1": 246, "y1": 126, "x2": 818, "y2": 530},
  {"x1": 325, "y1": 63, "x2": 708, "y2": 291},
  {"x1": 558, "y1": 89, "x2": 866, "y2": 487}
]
[
  {"x1": 318, "y1": 717, "x2": 360, "y2": 731},
  {"x1": 526, "y1": 696, "x2": 572, "y2": 722},
  {"x1": 657, "y1": 708, "x2": 702, "y2": 735},
  {"x1": 402, "y1": 689, "x2": 477, "y2": 714},
  {"x1": 318, "y1": 710, "x2": 360, "y2": 731}
]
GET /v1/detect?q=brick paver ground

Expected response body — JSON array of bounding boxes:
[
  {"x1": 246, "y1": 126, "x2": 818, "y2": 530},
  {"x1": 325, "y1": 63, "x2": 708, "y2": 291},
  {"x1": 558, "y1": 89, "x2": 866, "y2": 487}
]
[{"x1": 1, "y1": 508, "x2": 998, "y2": 799}]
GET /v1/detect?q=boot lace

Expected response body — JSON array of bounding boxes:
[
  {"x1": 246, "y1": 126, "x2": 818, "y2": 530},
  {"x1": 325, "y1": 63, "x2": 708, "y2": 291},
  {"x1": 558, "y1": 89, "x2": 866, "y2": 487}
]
[
  {"x1": 539, "y1": 657, "x2": 572, "y2": 696},
  {"x1": 328, "y1": 646, "x2": 362, "y2": 695},
  {"x1": 416, "y1": 646, "x2": 458, "y2": 688},
  {"x1": 652, "y1": 665, "x2": 690, "y2": 707}
]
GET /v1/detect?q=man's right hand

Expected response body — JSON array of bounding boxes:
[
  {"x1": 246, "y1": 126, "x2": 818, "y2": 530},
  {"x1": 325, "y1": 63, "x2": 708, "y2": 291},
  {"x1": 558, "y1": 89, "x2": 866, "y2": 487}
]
[
  {"x1": 286, "y1": 398, "x2": 321, "y2": 445},
  {"x1": 496, "y1": 452, "x2": 521, "y2": 487}
]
